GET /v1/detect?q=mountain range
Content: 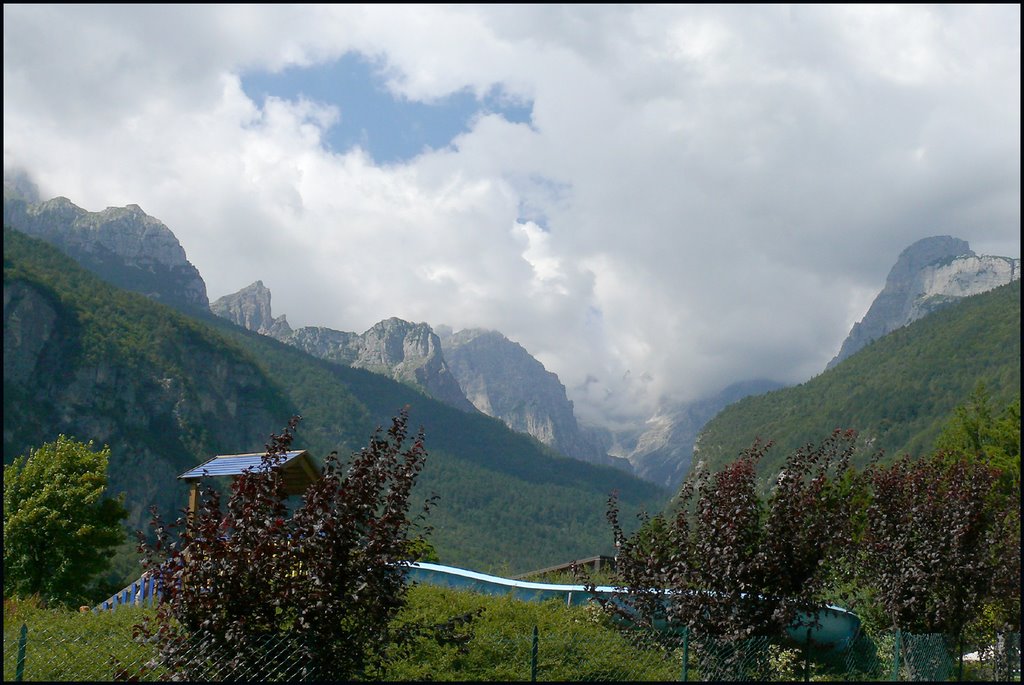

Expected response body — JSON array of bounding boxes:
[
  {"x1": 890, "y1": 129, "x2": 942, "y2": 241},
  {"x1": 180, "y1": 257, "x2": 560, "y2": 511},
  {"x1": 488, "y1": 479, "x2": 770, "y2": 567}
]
[
  {"x1": 208, "y1": 230, "x2": 1019, "y2": 490},
  {"x1": 4, "y1": 181, "x2": 1019, "y2": 504},
  {"x1": 210, "y1": 281, "x2": 630, "y2": 470},
  {"x1": 4, "y1": 223, "x2": 671, "y2": 575},
  {"x1": 207, "y1": 278, "x2": 793, "y2": 487},
  {"x1": 3, "y1": 189, "x2": 209, "y2": 313}
]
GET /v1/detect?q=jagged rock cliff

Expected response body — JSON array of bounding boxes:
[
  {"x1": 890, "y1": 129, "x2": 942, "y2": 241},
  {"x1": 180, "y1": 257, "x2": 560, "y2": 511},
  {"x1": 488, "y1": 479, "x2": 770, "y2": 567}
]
[
  {"x1": 302, "y1": 318, "x2": 476, "y2": 413},
  {"x1": 210, "y1": 283, "x2": 631, "y2": 471},
  {"x1": 210, "y1": 281, "x2": 293, "y2": 338},
  {"x1": 3, "y1": 187, "x2": 209, "y2": 311},
  {"x1": 828, "y1": 236, "x2": 1020, "y2": 369},
  {"x1": 212, "y1": 283, "x2": 475, "y2": 412},
  {"x1": 437, "y1": 327, "x2": 631, "y2": 471}
]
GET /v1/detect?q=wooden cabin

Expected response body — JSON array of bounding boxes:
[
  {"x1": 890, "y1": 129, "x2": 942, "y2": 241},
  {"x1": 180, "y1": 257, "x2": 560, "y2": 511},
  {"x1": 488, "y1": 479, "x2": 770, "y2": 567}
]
[{"x1": 177, "y1": 450, "x2": 321, "y2": 518}]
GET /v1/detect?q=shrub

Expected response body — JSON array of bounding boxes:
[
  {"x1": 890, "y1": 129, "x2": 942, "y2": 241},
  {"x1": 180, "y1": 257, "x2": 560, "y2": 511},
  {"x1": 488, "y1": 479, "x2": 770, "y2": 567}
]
[{"x1": 137, "y1": 410, "x2": 434, "y2": 680}]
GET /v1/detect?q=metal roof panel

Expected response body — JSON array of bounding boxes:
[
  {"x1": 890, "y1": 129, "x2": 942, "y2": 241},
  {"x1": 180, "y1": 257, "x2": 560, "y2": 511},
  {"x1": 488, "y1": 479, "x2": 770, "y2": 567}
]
[{"x1": 178, "y1": 450, "x2": 308, "y2": 480}]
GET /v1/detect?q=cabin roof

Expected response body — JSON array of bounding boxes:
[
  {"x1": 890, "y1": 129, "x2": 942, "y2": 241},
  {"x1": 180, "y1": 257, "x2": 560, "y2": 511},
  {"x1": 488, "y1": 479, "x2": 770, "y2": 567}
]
[{"x1": 177, "y1": 450, "x2": 320, "y2": 495}]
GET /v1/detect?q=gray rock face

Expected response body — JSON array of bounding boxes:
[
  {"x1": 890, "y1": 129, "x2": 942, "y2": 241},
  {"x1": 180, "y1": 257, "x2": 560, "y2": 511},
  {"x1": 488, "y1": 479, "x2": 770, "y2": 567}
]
[
  {"x1": 828, "y1": 236, "x2": 1020, "y2": 369},
  {"x1": 290, "y1": 319, "x2": 477, "y2": 412},
  {"x1": 3, "y1": 190, "x2": 209, "y2": 311},
  {"x1": 437, "y1": 327, "x2": 631, "y2": 471},
  {"x1": 211, "y1": 281, "x2": 293, "y2": 338},
  {"x1": 4, "y1": 281, "x2": 59, "y2": 386},
  {"x1": 358, "y1": 318, "x2": 478, "y2": 412},
  {"x1": 211, "y1": 283, "x2": 475, "y2": 412},
  {"x1": 286, "y1": 326, "x2": 360, "y2": 362}
]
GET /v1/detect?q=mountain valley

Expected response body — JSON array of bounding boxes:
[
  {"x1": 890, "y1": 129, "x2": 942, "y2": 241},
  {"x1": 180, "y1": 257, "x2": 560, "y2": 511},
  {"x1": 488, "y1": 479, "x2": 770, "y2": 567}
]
[{"x1": 4, "y1": 182, "x2": 1020, "y2": 578}]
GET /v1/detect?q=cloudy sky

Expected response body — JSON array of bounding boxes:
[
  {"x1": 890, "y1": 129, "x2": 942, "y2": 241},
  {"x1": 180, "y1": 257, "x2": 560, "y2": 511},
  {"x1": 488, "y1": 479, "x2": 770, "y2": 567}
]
[{"x1": 4, "y1": 5, "x2": 1020, "y2": 428}]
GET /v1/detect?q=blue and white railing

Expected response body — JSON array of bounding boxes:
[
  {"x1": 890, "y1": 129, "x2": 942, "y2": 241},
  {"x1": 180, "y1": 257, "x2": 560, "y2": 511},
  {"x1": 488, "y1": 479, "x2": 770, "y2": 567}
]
[{"x1": 94, "y1": 572, "x2": 162, "y2": 612}]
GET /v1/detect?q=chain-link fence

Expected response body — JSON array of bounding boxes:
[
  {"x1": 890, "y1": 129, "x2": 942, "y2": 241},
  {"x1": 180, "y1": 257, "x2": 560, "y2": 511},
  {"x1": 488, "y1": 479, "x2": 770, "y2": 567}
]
[
  {"x1": 2, "y1": 622, "x2": 314, "y2": 683},
  {"x1": 3, "y1": 619, "x2": 1019, "y2": 681}
]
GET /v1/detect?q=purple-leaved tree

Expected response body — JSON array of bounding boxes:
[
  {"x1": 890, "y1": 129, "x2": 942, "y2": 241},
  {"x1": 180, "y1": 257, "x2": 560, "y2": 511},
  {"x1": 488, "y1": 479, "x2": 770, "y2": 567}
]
[
  {"x1": 600, "y1": 430, "x2": 859, "y2": 646},
  {"x1": 136, "y1": 410, "x2": 434, "y2": 681},
  {"x1": 858, "y1": 452, "x2": 1019, "y2": 638}
]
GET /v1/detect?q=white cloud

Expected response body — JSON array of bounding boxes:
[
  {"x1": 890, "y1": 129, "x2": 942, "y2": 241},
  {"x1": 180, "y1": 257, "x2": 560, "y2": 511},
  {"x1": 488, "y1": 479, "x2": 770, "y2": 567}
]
[{"x1": 4, "y1": 5, "x2": 1020, "y2": 428}]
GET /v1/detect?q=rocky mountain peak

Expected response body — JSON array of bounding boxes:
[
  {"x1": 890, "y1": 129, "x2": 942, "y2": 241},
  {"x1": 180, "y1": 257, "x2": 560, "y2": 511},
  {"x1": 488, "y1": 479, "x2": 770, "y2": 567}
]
[
  {"x1": 890, "y1": 236, "x2": 974, "y2": 277},
  {"x1": 357, "y1": 318, "x2": 441, "y2": 372},
  {"x1": 827, "y1": 235, "x2": 1019, "y2": 369},
  {"x1": 37, "y1": 196, "x2": 86, "y2": 218},
  {"x1": 305, "y1": 316, "x2": 477, "y2": 412},
  {"x1": 210, "y1": 281, "x2": 292, "y2": 338},
  {"x1": 3, "y1": 190, "x2": 210, "y2": 311},
  {"x1": 210, "y1": 285, "x2": 474, "y2": 412},
  {"x1": 438, "y1": 326, "x2": 631, "y2": 471}
]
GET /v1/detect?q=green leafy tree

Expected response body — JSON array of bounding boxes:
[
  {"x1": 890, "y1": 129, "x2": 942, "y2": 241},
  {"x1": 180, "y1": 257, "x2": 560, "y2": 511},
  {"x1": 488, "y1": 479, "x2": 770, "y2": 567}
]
[
  {"x1": 3, "y1": 435, "x2": 128, "y2": 605},
  {"x1": 932, "y1": 386, "x2": 1021, "y2": 640},
  {"x1": 934, "y1": 384, "x2": 1020, "y2": 494}
]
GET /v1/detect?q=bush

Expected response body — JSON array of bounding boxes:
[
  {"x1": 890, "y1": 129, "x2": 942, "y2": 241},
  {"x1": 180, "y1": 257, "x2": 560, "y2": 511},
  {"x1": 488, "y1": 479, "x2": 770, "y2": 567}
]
[
  {"x1": 601, "y1": 430, "x2": 860, "y2": 643},
  {"x1": 385, "y1": 585, "x2": 683, "y2": 682},
  {"x1": 137, "y1": 411, "x2": 434, "y2": 681},
  {"x1": 858, "y1": 452, "x2": 1017, "y2": 637}
]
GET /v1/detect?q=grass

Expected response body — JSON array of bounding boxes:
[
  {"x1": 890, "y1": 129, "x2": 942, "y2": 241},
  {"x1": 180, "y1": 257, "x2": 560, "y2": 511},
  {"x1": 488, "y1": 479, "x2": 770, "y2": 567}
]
[
  {"x1": 383, "y1": 584, "x2": 685, "y2": 681},
  {"x1": 3, "y1": 593, "x2": 1017, "y2": 681},
  {"x1": 3, "y1": 596, "x2": 158, "y2": 681},
  {"x1": 2, "y1": 588, "x2": 684, "y2": 682}
]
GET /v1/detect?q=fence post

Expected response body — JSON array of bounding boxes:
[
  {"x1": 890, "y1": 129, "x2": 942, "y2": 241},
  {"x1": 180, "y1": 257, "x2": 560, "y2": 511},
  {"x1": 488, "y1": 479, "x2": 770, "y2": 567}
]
[
  {"x1": 957, "y1": 633, "x2": 963, "y2": 682},
  {"x1": 804, "y1": 628, "x2": 812, "y2": 682},
  {"x1": 15, "y1": 623, "x2": 28, "y2": 682},
  {"x1": 891, "y1": 630, "x2": 901, "y2": 681},
  {"x1": 1005, "y1": 633, "x2": 1012, "y2": 682},
  {"x1": 680, "y1": 627, "x2": 689, "y2": 682},
  {"x1": 530, "y1": 625, "x2": 539, "y2": 682}
]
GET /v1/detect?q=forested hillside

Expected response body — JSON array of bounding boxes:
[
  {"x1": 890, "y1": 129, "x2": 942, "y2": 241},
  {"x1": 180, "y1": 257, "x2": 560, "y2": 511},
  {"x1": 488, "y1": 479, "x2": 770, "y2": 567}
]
[
  {"x1": 3, "y1": 227, "x2": 669, "y2": 575},
  {"x1": 691, "y1": 279, "x2": 1021, "y2": 485}
]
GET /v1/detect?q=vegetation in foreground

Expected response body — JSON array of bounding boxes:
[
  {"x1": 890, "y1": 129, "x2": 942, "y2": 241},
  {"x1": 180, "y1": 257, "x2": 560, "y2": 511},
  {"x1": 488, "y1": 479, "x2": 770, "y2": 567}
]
[
  {"x1": 3, "y1": 596, "x2": 155, "y2": 682},
  {"x1": 135, "y1": 412, "x2": 432, "y2": 681},
  {"x1": 3, "y1": 436, "x2": 128, "y2": 607},
  {"x1": 2, "y1": 586, "x2": 683, "y2": 682},
  {"x1": 5, "y1": 588, "x2": 1019, "y2": 682},
  {"x1": 597, "y1": 390, "x2": 1020, "y2": 681}
]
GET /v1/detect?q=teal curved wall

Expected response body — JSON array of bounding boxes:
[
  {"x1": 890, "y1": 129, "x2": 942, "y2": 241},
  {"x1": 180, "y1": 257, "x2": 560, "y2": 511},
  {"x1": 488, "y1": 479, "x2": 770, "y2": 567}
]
[{"x1": 406, "y1": 562, "x2": 861, "y2": 650}]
